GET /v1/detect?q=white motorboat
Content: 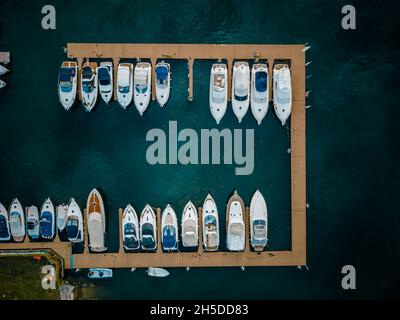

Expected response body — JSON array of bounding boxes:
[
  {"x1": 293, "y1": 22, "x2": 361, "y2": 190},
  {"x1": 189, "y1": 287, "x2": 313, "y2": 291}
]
[
  {"x1": 66, "y1": 198, "x2": 84, "y2": 243},
  {"x1": 161, "y1": 204, "x2": 178, "y2": 251},
  {"x1": 181, "y1": 201, "x2": 198, "y2": 247},
  {"x1": 88, "y1": 268, "x2": 113, "y2": 279},
  {"x1": 0, "y1": 79, "x2": 6, "y2": 89},
  {"x1": 9, "y1": 198, "x2": 25, "y2": 242},
  {"x1": 273, "y1": 64, "x2": 292, "y2": 125},
  {"x1": 140, "y1": 204, "x2": 157, "y2": 250},
  {"x1": 251, "y1": 63, "x2": 269, "y2": 125},
  {"x1": 26, "y1": 206, "x2": 40, "y2": 239},
  {"x1": 122, "y1": 204, "x2": 140, "y2": 251},
  {"x1": 202, "y1": 194, "x2": 219, "y2": 251},
  {"x1": 97, "y1": 62, "x2": 113, "y2": 104},
  {"x1": 232, "y1": 61, "x2": 250, "y2": 123},
  {"x1": 86, "y1": 188, "x2": 107, "y2": 252},
  {"x1": 134, "y1": 62, "x2": 152, "y2": 115},
  {"x1": 40, "y1": 198, "x2": 55, "y2": 240},
  {"x1": 147, "y1": 267, "x2": 170, "y2": 278},
  {"x1": 250, "y1": 190, "x2": 268, "y2": 251},
  {"x1": 226, "y1": 191, "x2": 245, "y2": 251},
  {"x1": 56, "y1": 204, "x2": 68, "y2": 232},
  {"x1": 57, "y1": 61, "x2": 78, "y2": 111},
  {"x1": 209, "y1": 63, "x2": 228, "y2": 124},
  {"x1": 0, "y1": 65, "x2": 8, "y2": 75},
  {"x1": 117, "y1": 63, "x2": 133, "y2": 108},
  {"x1": 0, "y1": 202, "x2": 11, "y2": 241},
  {"x1": 80, "y1": 62, "x2": 98, "y2": 112},
  {"x1": 155, "y1": 61, "x2": 170, "y2": 107}
]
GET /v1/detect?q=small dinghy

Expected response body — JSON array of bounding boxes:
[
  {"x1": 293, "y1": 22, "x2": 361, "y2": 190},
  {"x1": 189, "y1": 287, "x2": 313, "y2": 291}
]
[
  {"x1": 134, "y1": 62, "x2": 152, "y2": 115},
  {"x1": 147, "y1": 267, "x2": 169, "y2": 278},
  {"x1": 56, "y1": 204, "x2": 68, "y2": 232},
  {"x1": 80, "y1": 62, "x2": 98, "y2": 112},
  {"x1": 26, "y1": 206, "x2": 40, "y2": 239},
  {"x1": 98, "y1": 62, "x2": 113, "y2": 104},
  {"x1": 88, "y1": 268, "x2": 113, "y2": 279},
  {"x1": 181, "y1": 201, "x2": 198, "y2": 248},
  {"x1": 117, "y1": 63, "x2": 133, "y2": 108},
  {"x1": 0, "y1": 65, "x2": 9, "y2": 76},
  {"x1": 226, "y1": 191, "x2": 245, "y2": 251},
  {"x1": 9, "y1": 199, "x2": 25, "y2": 242},
  {"x1": 140, "y1": 204, "x2": 157, "y2": 251},
  {"x1": 57, "y1": 61, "x2": 78, "y2": 110},
  {"x1": 40, "y1": 198, "x2": 55, "y2": 239},
  {"x1": 66, "y1": 198, "x2": 84, "y2": 243},
  {"x1": 232, "y1": 61, "x2": 250, "y2": 123},
  {"x1": 0, "y1": 79, "x2": 7, "y2": 90},
  {"x1": 86, "y1": 188, "x2": 107, "y2": 252},
  {"x1": 250, "y1": 190, "x2": 268, "y2": 251},
  {"x1": 155, "y1": 61, "x2": 170, "y2": 107},
  {"x1": 0, "y1": 202, "x2": 11, "y2": 241},
  {"x1": 273, "y1": 64, "x2": 292, "y2": 125},
  {"x1": 161, "y1": 204, "x2": 178, "y2": 251},
  {"x1": 202, "y1": 194, "x2": 220, "y2": 251},
  {"x1": 122, "y1": 204, "x2": 140, "y2": 251},
  {"x1": 251, "y1": 63, "x2": 269, "y2": 125},
  {"x1": 209, "y1": 63, "x2": 228, "y2": 124}
]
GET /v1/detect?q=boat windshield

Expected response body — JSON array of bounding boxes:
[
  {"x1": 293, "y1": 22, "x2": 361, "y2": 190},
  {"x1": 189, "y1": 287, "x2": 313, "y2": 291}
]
[
  {"x1": 135, "y1": 72, "x2": 148, "y2": 93},
  {"x1": 98, "y1": 67, "x2": 111, "y2": 86},
  {"x1": 234, "y1": 92, "x2": 248, "y2": 101},
  {"x1": 118, "y1": 85, "x2": 130, "y2": 93},
  {"x1": 142, "y1": 223, "x2": 155, "y2": 248},
  {"x1": 255, "y1": 71, "x2": 268, "y2": 92},
  {"x1": 253, "y1": 219, "x2": 267, "y2": 239},
  {"x1": 83, "y1": 83, "x2": 94, "y2": 93},
  {"x1": 135, "y1": 84, "x2": 147, "y2": 94},
  {"x1": 124, "y1": 223, "x2": 136, "y2": 236},
  {"x1": 27, "y1": 220, "x2": 37, "y2": 230},
  {"x1": 124, "y1": 235, "x2": 139, "y2": 249},
  {"x1": 204, "y1": 215, "x2": 217, "y2": 231}
]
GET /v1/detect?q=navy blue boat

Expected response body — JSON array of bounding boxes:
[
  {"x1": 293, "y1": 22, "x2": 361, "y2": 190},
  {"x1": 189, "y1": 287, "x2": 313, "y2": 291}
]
[
  {"x1": 39, "y1": 198, "x2": 55, "y2": 239},
  {"x1": 0, "y1": 202, "x2": 11, "y2": 241}
]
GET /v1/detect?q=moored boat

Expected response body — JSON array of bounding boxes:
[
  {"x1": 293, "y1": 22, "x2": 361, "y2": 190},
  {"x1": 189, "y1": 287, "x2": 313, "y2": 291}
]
[
  {"x1": 0, "y1": 65, "x2": 9, "y2": 76},
  {"x1": 209, "y1": 63, "x2": 228, "y2": 124},
  {"x1": 202, "y1": 194, "x2": 219, "y2": 251},
  {"x1": 122, "y1": 204, "x2": 140, "y2": 251},
  {"x1": 88, "y1": 268, "x2": 113, "y2": 279},
  {"x1": 57, "y1": 61, "x2": 78, "y2": 110},
  {"x1": 134, "y1": 62, "x2": 152, "y2": 115},
  {"x1": 251, "y1": 63, "x2": 269, "y2": 125},
  {"x1": 117, "y1": 63, "x2": 133, "y2": 108},
  {"x1": 9, "y1": 199, "x2": 25, "y2": 242},
  {"x1": 232, "y1": 61, "x2": 250, "y2": 123},
  {"x1": 66, "y1": 198, "x2": 84, "y2": 243},
  {"x1": 0, "y1": 79, "x2": 6, "y2": 89},
  {"x1": 97, "y1": 62, "x2": 113, "y2": 104},
  {"x1": 161, "y1": 204, "x2": 178, "y2": 251},
  {"x1": 147, "y1": 267, "x2": 169, "y2": 277},
  {"x1": 250, "y1": 190, "x2": 268, "y2": 251},
  {"x1": 0, "y1": 202, "x2": 11, "y2": 241},
  {"x1": 26, "y1": 205, "x2": 40, "y2": 239},
  {"x1": 40, "y1": 198, "x2": 55, "y2": 240},
  {"x1": 181, "y1": 201, "x2": 198, "y2": 248},
  {"x1": 273, "y1": 64, "x2": 292, "y2": 125},
  {"x1": 226, "y1": 191, "x2": 245, "y2": 251},
  {"x1": 86, "y1": 188, "x2": 107, "y2": 252},
  {"x1": 56, "y1": 204, "x2": 68, "y2": 232},
  {"x1": 80, "y1": 62, "x2": 98, "y2": 112},
  {"x1": 140, "y1": 204, "x2": 157, "y2": 251},
  {"x1": 155, "y1": 61, "x2": 170, "y2": 107}
]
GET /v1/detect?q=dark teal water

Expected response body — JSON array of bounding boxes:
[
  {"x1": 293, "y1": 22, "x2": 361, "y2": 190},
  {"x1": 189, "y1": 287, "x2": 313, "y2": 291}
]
[{"x1": 0, "y1": 0, "x2": 399, "y2": 299}]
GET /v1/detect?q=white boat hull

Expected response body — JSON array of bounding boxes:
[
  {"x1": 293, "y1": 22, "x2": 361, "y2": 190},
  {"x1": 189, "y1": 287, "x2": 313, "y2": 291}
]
[
  {"x1": 40, "y1": 198, "x2": 55, "y2": 239},
  {"x1": 181, "y1": 201, "x2": 198, "y2": 247},
  {"x1": 140, "y1": 204, "x2": 157, "y2": 250},
  {"x1": 86, "y1": 188, "x2": 107, "y2": 252},
  {"x1": 134, "y1": 62, "x2": 152, "y2": 115},
  {"x1": 155, "y1": 62, "x2": 170, "y2": 107},
  {"x1": 9, "y1": 199, "x2": 25, "y2": 242},
  {"x1": 251, "y1": 64, "x2": 269, "y2": 125},
  {"x1": 202, "y1": 194, "x2": 220, "y2": 251},
  {"x1": 0, "y1": 202, "x2": 11, "y2": 241},
  {"x1": 58, "y1": 61, "x2": 78, "y2": 111},
  {"x1": 161, "y1": 204, "x2": 179, "y2": 251},
  {"x1": 273, "y1": 64, "x2": 292, "y2": 125},
  {"x1": 117, "y1": 63, "x2": 133, "y2": 108},
  {"x1": 66, "y1": 198, "x2": 84, "y2": 243},
  {"x1": 122, "y1": 204, "x2": 140, "y2": 251},
  {"x1": 98, "y1": 62, "x2": 113, "y2": 104},
  {"x1": 250, "y1": 190, "x2": 268, "y2": 250},
  {"x1": 209, "y1": 64, "x2": 228, "y2": 124},
  {"x1": 232, "y1": 62, "x2": 250, "y2": 123},
  {"x1": 26, "y1": 206, "x2": 40, "y2": 239}
]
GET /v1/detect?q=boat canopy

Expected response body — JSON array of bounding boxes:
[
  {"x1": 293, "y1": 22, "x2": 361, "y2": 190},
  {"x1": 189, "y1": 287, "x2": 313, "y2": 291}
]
[
  {"x1": 156, "y1": 65, "x2": 168, "y2": 83},
  {"x1": 142, "y1": 223, "x2": 155, "y2": 248},
  {"x1": 183, "y1": 220, "x2": 197, "y2": 246},
  {"x1": 162, "y1": 225, "x2": 177, "y2": 249},
  {"x1": 255, "y1": 71, "x2": 268, "y2": 92},
  {"x1": 204, "y1": 215, "x2": 217, "y2": 227},
  {"x1": 88, "y1": 212, "x2": 104, "y2": 249},
  {"x1": 0, "y1": 216, "x2": 10, "y2": 238},
  {"x1": 124, "y1": 235, "x2": 139, "y2": 249},
  {"x1": 98, "y1": 67, "x2": 111, "y2": 85},
  {"x1": 66, "y1": 218, "x2": 79, "y2": 239},
  {"x1": 59, "y1": 67, "x2": 75, "y2": 82},
  {"x1": 253, "y1": 219, "x2": 267, "y2": 239},
  {"x1": 39, "y1": 211, "x2": 53, "y2": 237}
]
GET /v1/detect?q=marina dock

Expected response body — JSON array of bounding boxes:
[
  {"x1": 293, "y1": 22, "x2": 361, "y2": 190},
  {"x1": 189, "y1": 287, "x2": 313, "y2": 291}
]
[
  {"x1": 0, "y1": 43, "x2": 306, "y2": 273},
  {"x1": 0, "y1": 52, "x2": 10, "y2": 64}
]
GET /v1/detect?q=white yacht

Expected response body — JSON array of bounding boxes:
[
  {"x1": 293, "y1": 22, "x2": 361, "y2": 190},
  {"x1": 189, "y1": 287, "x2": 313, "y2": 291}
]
[
  {"x1": 0, "y1": 79, "x2": 6, "y2": 89},
  {"x1": 39, "y1": 198, "x2": 55, "y2": 240},
  {"x1": 140, "y1": 204, "x2": 157, "y2": 251},
  {"x1": 181, "y1": 201, "x2": 198, "y2": 247},
  {"x1": 26, "y1": 206, "x2": 40, "y2": 239},
  {"x1": 97, "y1": 62, "x2": 113, "y2": 104},
  {"x1": 161, "y1": 204, "x2": 178, "y2": 251},
  {"x1": 232, "y1": 61, "x2": 250, "y2": 123},
  {"x1": 155, "y1": 61, "x2": 170, "y2": 107},
  {"x1": 209, "y1": 63, "x2": 228, "y2": 124},
  {"x1": 122, "y1": 204, "x2": 140, "y2": 251},
  {"x1": 202, "y1": 194, "x2": 219, "y2": 251},
  {"x1": 273, "y1": 64, "x2": 292, "y2": 125},
  {"x1": 86, "y1": 188, "x2": 107, "y2": 252},
  {"x1": 226, "y1": 191, "x2": 245, "y2": 251},
  {"x1": 56, "y1": 204, "x2": 68, "y2": 232},
  {"x1": 9, "y1": 199, "x2": 25, "y2": 242},
  {"x1": 0, "y1": 202, "x2": 11, "y2": 241},
  {"x1": 251, "y1": 63, "x2": 269, "y2": 125},
  {"x1": 80, "y1": 62, "x2": 98, "y2": 112},
  {"x1": 66, "y1": 198, "x2": 84, "y2": 243},
  {"x1": 0, "y1": 65, "x2": 9, "y2": 75},
  {"x1": 147, "y1": 267, "x2": 170, "y2": 278},
  {"x1": 117, "y1": 63, "x2": 133, "y2": 108},
  {"x1": 134, "y1": 62, "x2": 152, "y2": 115},
  {"x1": 57, "y1": 61, "x2": 78, "y2": 111},
  {"x1": 250, "y1": 190, "x2": 268, "y2": 251}
]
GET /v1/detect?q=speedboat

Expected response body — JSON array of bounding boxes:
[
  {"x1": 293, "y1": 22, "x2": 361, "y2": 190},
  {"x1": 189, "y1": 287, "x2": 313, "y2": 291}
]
[
  {"x1": 9, "y1": 199, "x2": 25, "y2": 242},
  {"x1": 273, "y1": 64, "x2": 292, "y2": 125},
  {"x1": 209, "y1": 63, "x2": 228, "y2": 124},
  {"x1": 226, "y1": 191, "x2": 245, "y2": 251},
  {"x1": 181, "y1": 201, "x2": 198, "y2": 248},
  {"x1": 56, "y1": 204, "x2": 68, "y2": 232},
  {"x1": 0, "y1": 80, "x2": 6, "y2": 89},
  {"x1": 155, "y1": 61, "x2": 170, "y2": 107},
  {"x1": 117, "y1": 63, "x2": 133, "y2": 108},
  {"x1": 251, "y1": 63, "x2": 269, "y2": 125},
  {"x1": 122, "y1": 204, "x2": 140, "y2": 251},
  {"x1": 86, "y1": 188, "x2": 107, "y2": 252},
  {"x1": 250, "y1": 190, "x2": 268, "y2": 251},
  {"x1": 0, "y1": 202, "x2": 11, "y2": 241},
  {"x1": 97, "y1": 62, "x2": 113, "y2": 104},
  {"x1": 161, "y1": 204, "x2": 178, "y2": 251},
  {"x1": 147, "y1": 267, "x2": 170, "y2": 278},
  {"x1": 134, "y1": 62, "x2": 152, "y2": 115},
  {"x1": 80, "y1": 62, "x2": 98, "y2": 112},
  {"x1": 0, "y1": 65, "x2": 9, "y2": 75},
  {"x1": 232, "y1": 61, "x2": 250, "y2": 123},
  {"x1": 66, "y1": 198, "x2": 84, "y2": 243},
  {"x1": 140, "y1": 204, "x2": 157, "y2": 250},
  {"x1": 40, "y1": 198, "x2": 55, "y2": 240},
  {"x1": 26, "y1": 206, "x2": 40, "y2": 239},
  {"x1": 202, "y1": 194, "x2": 219, "y2": 251},
  {"x1": 57, "y1": 61, "x2": 78, "y2": 110},
  {"x1": 88, "y1": 268, "x2": 113, "y2": 279}
]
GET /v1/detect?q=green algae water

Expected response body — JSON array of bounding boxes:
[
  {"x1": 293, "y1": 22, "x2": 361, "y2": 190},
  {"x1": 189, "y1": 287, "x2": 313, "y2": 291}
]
[{"x1": 0, "y1": 0, "x2": 399, "y2": 299}]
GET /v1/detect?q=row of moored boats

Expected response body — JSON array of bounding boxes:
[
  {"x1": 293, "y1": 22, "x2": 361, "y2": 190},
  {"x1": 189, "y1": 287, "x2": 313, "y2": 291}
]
[
  {"x1": 0, "y1": 189, "x2": 268, "y2": 252},
  {"x1": 57, "y1": 60, "x2": 292, "y2": 125}
]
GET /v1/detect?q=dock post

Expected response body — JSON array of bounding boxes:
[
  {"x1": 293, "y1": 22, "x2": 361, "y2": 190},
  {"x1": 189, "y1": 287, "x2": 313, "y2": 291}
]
[
  {"x1": 77, "y1": 58, "x2": 83, "y2": 101},
  {"x1": 151, "y1": 58, "x2": 157, "y2": 101},
  {"x1": 113, "y1": 57, "x2": 120, "y2": 101},
  {"x1": 268, "y1": 60, "x2": 273, "y2": 102},
  {"x1": 118, "y1": 208, "x2": 124, "y2": 253},
  {"x1": 227, "y1": 58, "x2": 233, "y2": 101},
  {"x1": 197, "y1": 207, "x2": 203, "y2": 254},
  {"x1": 156, "y1": 208, "x2": 162, "y2": 253},
  {"x1": 83, "y1": 209, "x2": 89, "y2": 254},
  {"x1": 245, "y1": 207, "x2": 250, "y2": 253},
  {"x1": 187, "y1": 58, "x2": 194, "y2": 101}
]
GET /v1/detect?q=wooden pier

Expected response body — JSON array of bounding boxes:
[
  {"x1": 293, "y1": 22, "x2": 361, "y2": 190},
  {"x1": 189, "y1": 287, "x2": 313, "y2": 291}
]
[
  {"x1": 0, "y1": 52, "x2": 10, "y2": 64},
  {"x1": 0, "y1": 43, "x2": 306, "y2": 270}
]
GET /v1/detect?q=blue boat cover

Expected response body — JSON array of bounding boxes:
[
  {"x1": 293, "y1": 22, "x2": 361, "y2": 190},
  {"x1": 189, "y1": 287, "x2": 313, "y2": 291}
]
[
  {"x1": 124, "y1": 223, "x2": 136, "y2": 236},
  {"x1": 0, "y1": 216, "x2": 10, "y2": 238},
  {"x1": 162, "y1": 225, "x2": 177, "y2": 249},
  {"x1": 156, "y1": 66, "x2": 168, "y2": 81},
  {"x1": 255, "y1": 71, "x2": 268, "y2": 92},
  {"x1": 59, "y1": 68, "x2": 74, "y2": 82},
  {"x1": 98, "y1": 67, "x2": 110, "y2": 81},
  {"x1": 40, "y1": 211, "x2": 53, "y2": 237}
]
